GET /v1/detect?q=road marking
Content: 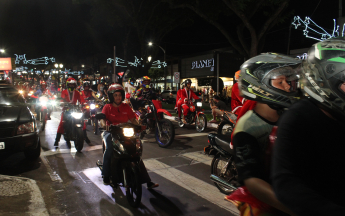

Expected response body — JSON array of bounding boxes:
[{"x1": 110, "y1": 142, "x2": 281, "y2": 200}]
[
  {"x1": 40, "y1": 155, "x2": 63, "y2": 183},
  {"x1": 0, "y1": 175, "x2": 49, "y2": 216},
  {"x1": 144, "y1": 159, "x2": 239, "y2": 215},
  {"x1": 175, "y1": 132, "x2": 209, "y2": 138},
  {"x1": 83, "y1": 167, "x2": 133, "y2": 216},
  {"x1": 180, "y1": 151, "x2": 213, "y2": 166},
  {"x1": 41, "y1": 145, "x2": 102, "y2": 157}
]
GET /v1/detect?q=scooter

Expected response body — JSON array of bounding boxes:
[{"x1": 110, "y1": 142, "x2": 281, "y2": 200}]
[
  {"x1": 96, "y1": 113, "x2": 144, "y2": 208},
  {"x1": 178, "y1": 99, "x2": 207, "y2": 132},
  {"x1": 204, "y1": 133, "x2": 238, "y2": 194}
]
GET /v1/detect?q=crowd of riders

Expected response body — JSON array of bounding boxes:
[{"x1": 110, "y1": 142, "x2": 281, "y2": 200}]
[{"x1": 12, "y1": 37, "x2": 345, "y2": 214}]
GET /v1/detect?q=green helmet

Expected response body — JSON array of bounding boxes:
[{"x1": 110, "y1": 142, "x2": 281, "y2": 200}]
[
  {"x1": 239, "y1": 53, "x2": 302, "y2": 109},
  {"x1": 300, "y1": 37, "x2": 345, "y2": 120}
]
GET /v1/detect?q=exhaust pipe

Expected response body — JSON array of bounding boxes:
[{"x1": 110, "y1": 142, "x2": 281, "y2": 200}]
[{"x1": 210, "y1": 174, "x2": 237, "y2": 191}]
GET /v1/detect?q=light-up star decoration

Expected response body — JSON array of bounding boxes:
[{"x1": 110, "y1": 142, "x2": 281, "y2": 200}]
[
  {"x1": 107, "y1": 56, "x2": 167, "y2": 68},
  {"x1": 14, "y1": 54, "x2": 56, "y2": 65},
  {"x1": 292, "y1": 16, "x2": 345, "y2": 41}
]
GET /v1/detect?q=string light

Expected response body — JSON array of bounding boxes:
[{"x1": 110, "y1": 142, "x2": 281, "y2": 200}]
[
  {"x1": 292, "y1": 16, "x2": 345, "y2": 41},
  {"x1": 107, "y1": 56, "x2": 167, "y2": 68},
  {"x1": 14, "y1": 54, "x2": 55, "y2": 65}
]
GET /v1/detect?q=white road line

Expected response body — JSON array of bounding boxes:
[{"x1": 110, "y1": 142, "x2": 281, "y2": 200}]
[
  {"x1": 144, "y1": 159, "x2": 239, "y2": 215},
  {"x1": 175, "y1": 132, "x2": 209, "y2": 138},
  {"x1": 40, "y1": 155, "x2": 63, "y2": 183},
  {"x1": 0, "y1": 175, "x2": 49, "y2": 216},
  {"x1": 41, "y1": 145, "x2": 102, "y2": 157},
  {"x1": 82, "y1": 167, "x2": 133, "y2": 216},
  {"x1": 180, "y1": 151, "x2": 213, "y2": 166}
]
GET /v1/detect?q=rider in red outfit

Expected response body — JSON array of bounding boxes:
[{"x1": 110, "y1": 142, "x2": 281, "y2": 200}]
[
  {"x1": 54, "y1": 78, "x2": 85, "y2": 146},
  {"x1": 176, "y1": 79, "x2": 199, "y2": 123}
]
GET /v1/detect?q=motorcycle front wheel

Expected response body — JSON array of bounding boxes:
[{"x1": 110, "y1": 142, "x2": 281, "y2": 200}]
[
  {"x1": 211, "y1": 153, "x2": 238, "y2": 195},
  {"x1": 195, "y1": 114, "x2": 207, "y2": 132},
  {"x1": 126, "y1": 163, "x2": 142, "y2": 208},
  {"x1": 155, "y1": 119, "x2": 175, "y2": 148},
  {"x1": 75, "y1": 127, "x2": 84, "y2": 152},
  {"x1": 217, "y1": 121, "x2": 234, "y2": 136}
]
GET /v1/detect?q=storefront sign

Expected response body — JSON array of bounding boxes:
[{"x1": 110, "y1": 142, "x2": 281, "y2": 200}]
[
  {"x1": 191, "y1": 58, "x2": 214, "y2": 70},
  {"x1": 0, "y1": 58, "x2": 12, "y2": 70}
]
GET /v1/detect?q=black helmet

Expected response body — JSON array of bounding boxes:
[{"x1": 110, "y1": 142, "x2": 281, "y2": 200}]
[
  {"x1": 83, "y1": 78, "x2": 91, "y2": 88},
  {"x1": 239, "y1": 53, "x2": 302, "y2": 109},
  {"x1": 107, "y1": 84, "x2": 125, "y2": 103},
  {"x1": 300, "y1": 37, "x2": 345, "y2": 121},
  {"x1": 184, "y1": 79, "x2": 192, "y2": 85}
]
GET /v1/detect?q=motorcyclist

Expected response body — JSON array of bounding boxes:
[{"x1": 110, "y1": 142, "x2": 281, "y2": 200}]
[
  {"x1": 54, "y1": 77, "x2": 85, "y2": 146},
  {"x1": 231, "y1": 70, "x2": 245, "y2": 115},
  {"x1": 131, "y1": 76, "x2": 156, "y2": 111},
  {"x1": 225, "y1": 53, "x2": 301, "y2": 215},
  {"x1": 32, "y1": 81, "x2": 53, "y2": 120},
  {"x1": 125, "y1": 78, "x2": 136, "y2": 98},
  {"x1": 175, "y1": 79, "x2": 199, "y2": 124},
  {"x1": 99, "y1": 84, "x2": 159, "y2": 189},
  {"x1": 272, "y1": 38, "x2": 345, "y2": 215}
]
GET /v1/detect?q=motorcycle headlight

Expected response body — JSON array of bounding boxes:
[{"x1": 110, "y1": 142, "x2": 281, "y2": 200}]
[
  {"x1": 40, "y1": 101, "x2": 47, "y2": 106},
  {"x1": 197, "y1": 102, "x2": 202, "y2": 107},
  {"x1": 123, "y1": 128, "x2": 134, "y2": 137},
  {"x1": 19, "y1": 90, "x2": 24, "y2": 94},
  {"x1": 71, "y1": 112, "x2": 83, "y2": 119},
  {"x1": 113, "y1": 139, "x2": 125, "y2": 152},
  {"x1": 90, "y1": 104, "x2": 96, "y2": 109},
  {"x1": 17, "y1": 122, "x2": 35, "y2": 135},
  {"x1": 50, "y1": 100, "x2": 56, "y2": 106}
]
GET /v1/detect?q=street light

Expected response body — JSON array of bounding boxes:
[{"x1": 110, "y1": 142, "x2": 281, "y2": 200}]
[
  {"x1": 54, "y1": 63, "x2": 63, "y2": 87},
  {"x1": 148, "y1": 42, "x2": 166, "y2": 90},
  {"x1": 148, "y1": 56, "x2": 152, "y2": 62}
]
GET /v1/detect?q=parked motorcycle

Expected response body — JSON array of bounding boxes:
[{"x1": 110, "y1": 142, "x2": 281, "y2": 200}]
[
  {"x1": 96, "y1": 113, "x2": 144, "y2": 208},
  {"x1": 217, "y1": 111, "x2": 237, "y2": 136},
  {"x1": 178, "y1": 99, "x2": 207, "y2": 132},
  {"x1": 61, "y1": 103, "x2": 85, "y2": 152},
  {"x1": 204, "y1": 133, "x2": 238, "y2": 194},
  {"x1": 134, "y1": 99, "x2": 175, "y2": 148}
]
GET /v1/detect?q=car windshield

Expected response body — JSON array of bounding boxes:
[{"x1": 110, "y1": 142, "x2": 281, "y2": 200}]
[{"x1": 0, "y1": 87, "x2": 26, "y2": 104}]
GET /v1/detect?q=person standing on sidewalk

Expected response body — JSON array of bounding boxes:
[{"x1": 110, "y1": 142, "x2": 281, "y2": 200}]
[{"x1": 209, "y1": 95, "x2": 228, "y2": 123}]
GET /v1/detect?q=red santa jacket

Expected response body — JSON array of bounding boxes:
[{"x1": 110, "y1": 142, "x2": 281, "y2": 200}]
[
  {"x1": 61, "y1": 89, "x2": 84, "y2": 104},
  {"x1": 231, "y1": 83, "x2": 245, "y2": 115},
  {"x1": 175, "y1": 88, "x2": 199, "y2": 107},
  {"x1": 80, "y1": 90, "x2": 93, "y2": 101}
]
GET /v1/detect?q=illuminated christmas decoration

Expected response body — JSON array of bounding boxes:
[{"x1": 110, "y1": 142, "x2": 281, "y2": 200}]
[
  {"x1": 107, "y1": 56, "x2": 167, "y2": 68},
  {"x1": 14, "y1": 54, "x2": 55, "y2": 65},
  {"x1": 297, "y1": 53, "x2": 308, "y2": 60},
  {"x1": 292, "y1": 16, "x2": 345, "y2": 41}
]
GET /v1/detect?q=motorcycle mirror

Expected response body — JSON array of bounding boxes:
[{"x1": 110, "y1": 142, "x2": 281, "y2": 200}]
[{"x1": 96, "y1": 113, "x2": 106, "y2": 120}]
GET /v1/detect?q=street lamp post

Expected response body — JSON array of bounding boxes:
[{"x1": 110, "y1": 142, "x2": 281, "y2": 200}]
[
  {"x1": 149, "y1": 42, "x2": 166, "y2": 91},
  {"x1": 55, "y1": 63, "x2": 63, "y2": 88}
]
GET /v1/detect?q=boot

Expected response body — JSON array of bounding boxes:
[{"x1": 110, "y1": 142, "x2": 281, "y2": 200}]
[
  {"x1": 83, "y1": 130, "x2": 90, "y2": 144},
  {"x1": 54, "y1": 133, "x2": 61, "y2": 146}
]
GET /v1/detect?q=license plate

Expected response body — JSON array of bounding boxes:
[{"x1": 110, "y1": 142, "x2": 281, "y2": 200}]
[{"x1": 0, "y1": 142, "x2": 4, "y2": 150}]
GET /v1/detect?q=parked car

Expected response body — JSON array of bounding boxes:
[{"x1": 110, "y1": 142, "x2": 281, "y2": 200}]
[
  {"x1": 161, "y1": 90, "x2": 177, "y2": 99},
  {"x1": 0, "y1": 84, "x2": 41, "y2": 160}
]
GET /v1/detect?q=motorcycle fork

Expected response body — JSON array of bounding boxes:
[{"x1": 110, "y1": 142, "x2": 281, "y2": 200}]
[{"x1": 123, "y1": 168, "x2": 128, "y2": 190}]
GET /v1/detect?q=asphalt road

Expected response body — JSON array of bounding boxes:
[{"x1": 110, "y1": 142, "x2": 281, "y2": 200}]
[{"x1": 0, "y1": 111, "x2": 239, "y2": 216}]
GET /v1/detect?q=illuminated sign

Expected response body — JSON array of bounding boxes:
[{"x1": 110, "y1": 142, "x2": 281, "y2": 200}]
[
  {"x1": 292, "y1": 16, "x2": 345, "y2": 41},
  {"x1": 191, "y1": 58, "x2": 214, "y2": 70},
  {"x1": 0, "y1": 58, "x2": 12, "y2": 70}
]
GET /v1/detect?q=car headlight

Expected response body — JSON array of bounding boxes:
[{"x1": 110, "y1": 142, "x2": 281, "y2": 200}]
[
  {"x1": 40, "y1": 101, "x2": 47, "y2": 106},
  {"x1": 123, "y1": 128, "x2": 134, "y2": 137},
  {"x1": 17, "y1": 122, "x2": 35, "y2": 134},
  {"x1": 71, "y1": 112, "x2": 83, "y2": 119},
  {"x1": 90, "y1": 104, "x2": 96, "y2": 109},
  {"x1": 197, "y1": 102, "x2": 202, "y2": 107}
]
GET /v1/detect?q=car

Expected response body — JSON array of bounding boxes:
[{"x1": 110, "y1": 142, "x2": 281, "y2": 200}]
[
  {"x1": 0, "y1": 84, "x2": 41, "y2": 160},
  {"x1": 161, "y1": 90, "x2": 177, "y2": 99}
]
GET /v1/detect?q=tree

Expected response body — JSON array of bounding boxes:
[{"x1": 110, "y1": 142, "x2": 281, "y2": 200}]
[
  {"x1": 165, "y1": 0, "x2": 293, "y2": 58},
  {"x1": 148, "y1": 67, "x2": 164, "y2": 84}
]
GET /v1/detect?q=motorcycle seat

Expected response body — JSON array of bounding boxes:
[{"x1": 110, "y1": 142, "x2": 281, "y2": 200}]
[{"x1": 215, "y1": 134, "x2": 233, "y2": 155}]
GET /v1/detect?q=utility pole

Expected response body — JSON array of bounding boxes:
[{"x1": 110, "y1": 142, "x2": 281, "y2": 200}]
[{"x1": 114, "y1": 46, "x2": 117, "y2": 83}]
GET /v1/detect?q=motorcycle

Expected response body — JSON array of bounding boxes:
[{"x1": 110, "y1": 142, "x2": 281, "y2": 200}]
[
  {"x1": 204, "y1": 133, "x2": 238, "y2": 194},
  {"x1": 82, "y1": 98, "x2": 101, "y2": 135},
  {"x1": 217, "y1": 111, "x2": 237, "y2": 136},
  {"x1": 61, "y1": 103, "x2": 85, "y2": 152},
  {"x1": 96, "y1": 113, "x2": 144, "y2": 208},
  {"x1": 134, "y1": 99, "x2": 175, "y2": 148},
  {"x1": 178, "y1": 99, "x2": 207, "y2": 132}
]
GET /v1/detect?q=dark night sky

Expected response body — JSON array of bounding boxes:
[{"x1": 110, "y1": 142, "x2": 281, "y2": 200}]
[{"x1": 0, "y1": 0, "x2": 343, "y2": 66}]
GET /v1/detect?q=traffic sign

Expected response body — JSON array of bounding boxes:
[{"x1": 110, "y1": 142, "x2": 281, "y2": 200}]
[{"x1": 174, "y1": 72, "x2": 180, "y2": 83}]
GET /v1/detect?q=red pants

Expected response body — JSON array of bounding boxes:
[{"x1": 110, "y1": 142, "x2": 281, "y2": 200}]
[
  {"x1": 177, "y1": 100, "x2": 189, "y2": 118},
  {"x1": 57, "y1": 112, "x2": 86, "y2": 134}
]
